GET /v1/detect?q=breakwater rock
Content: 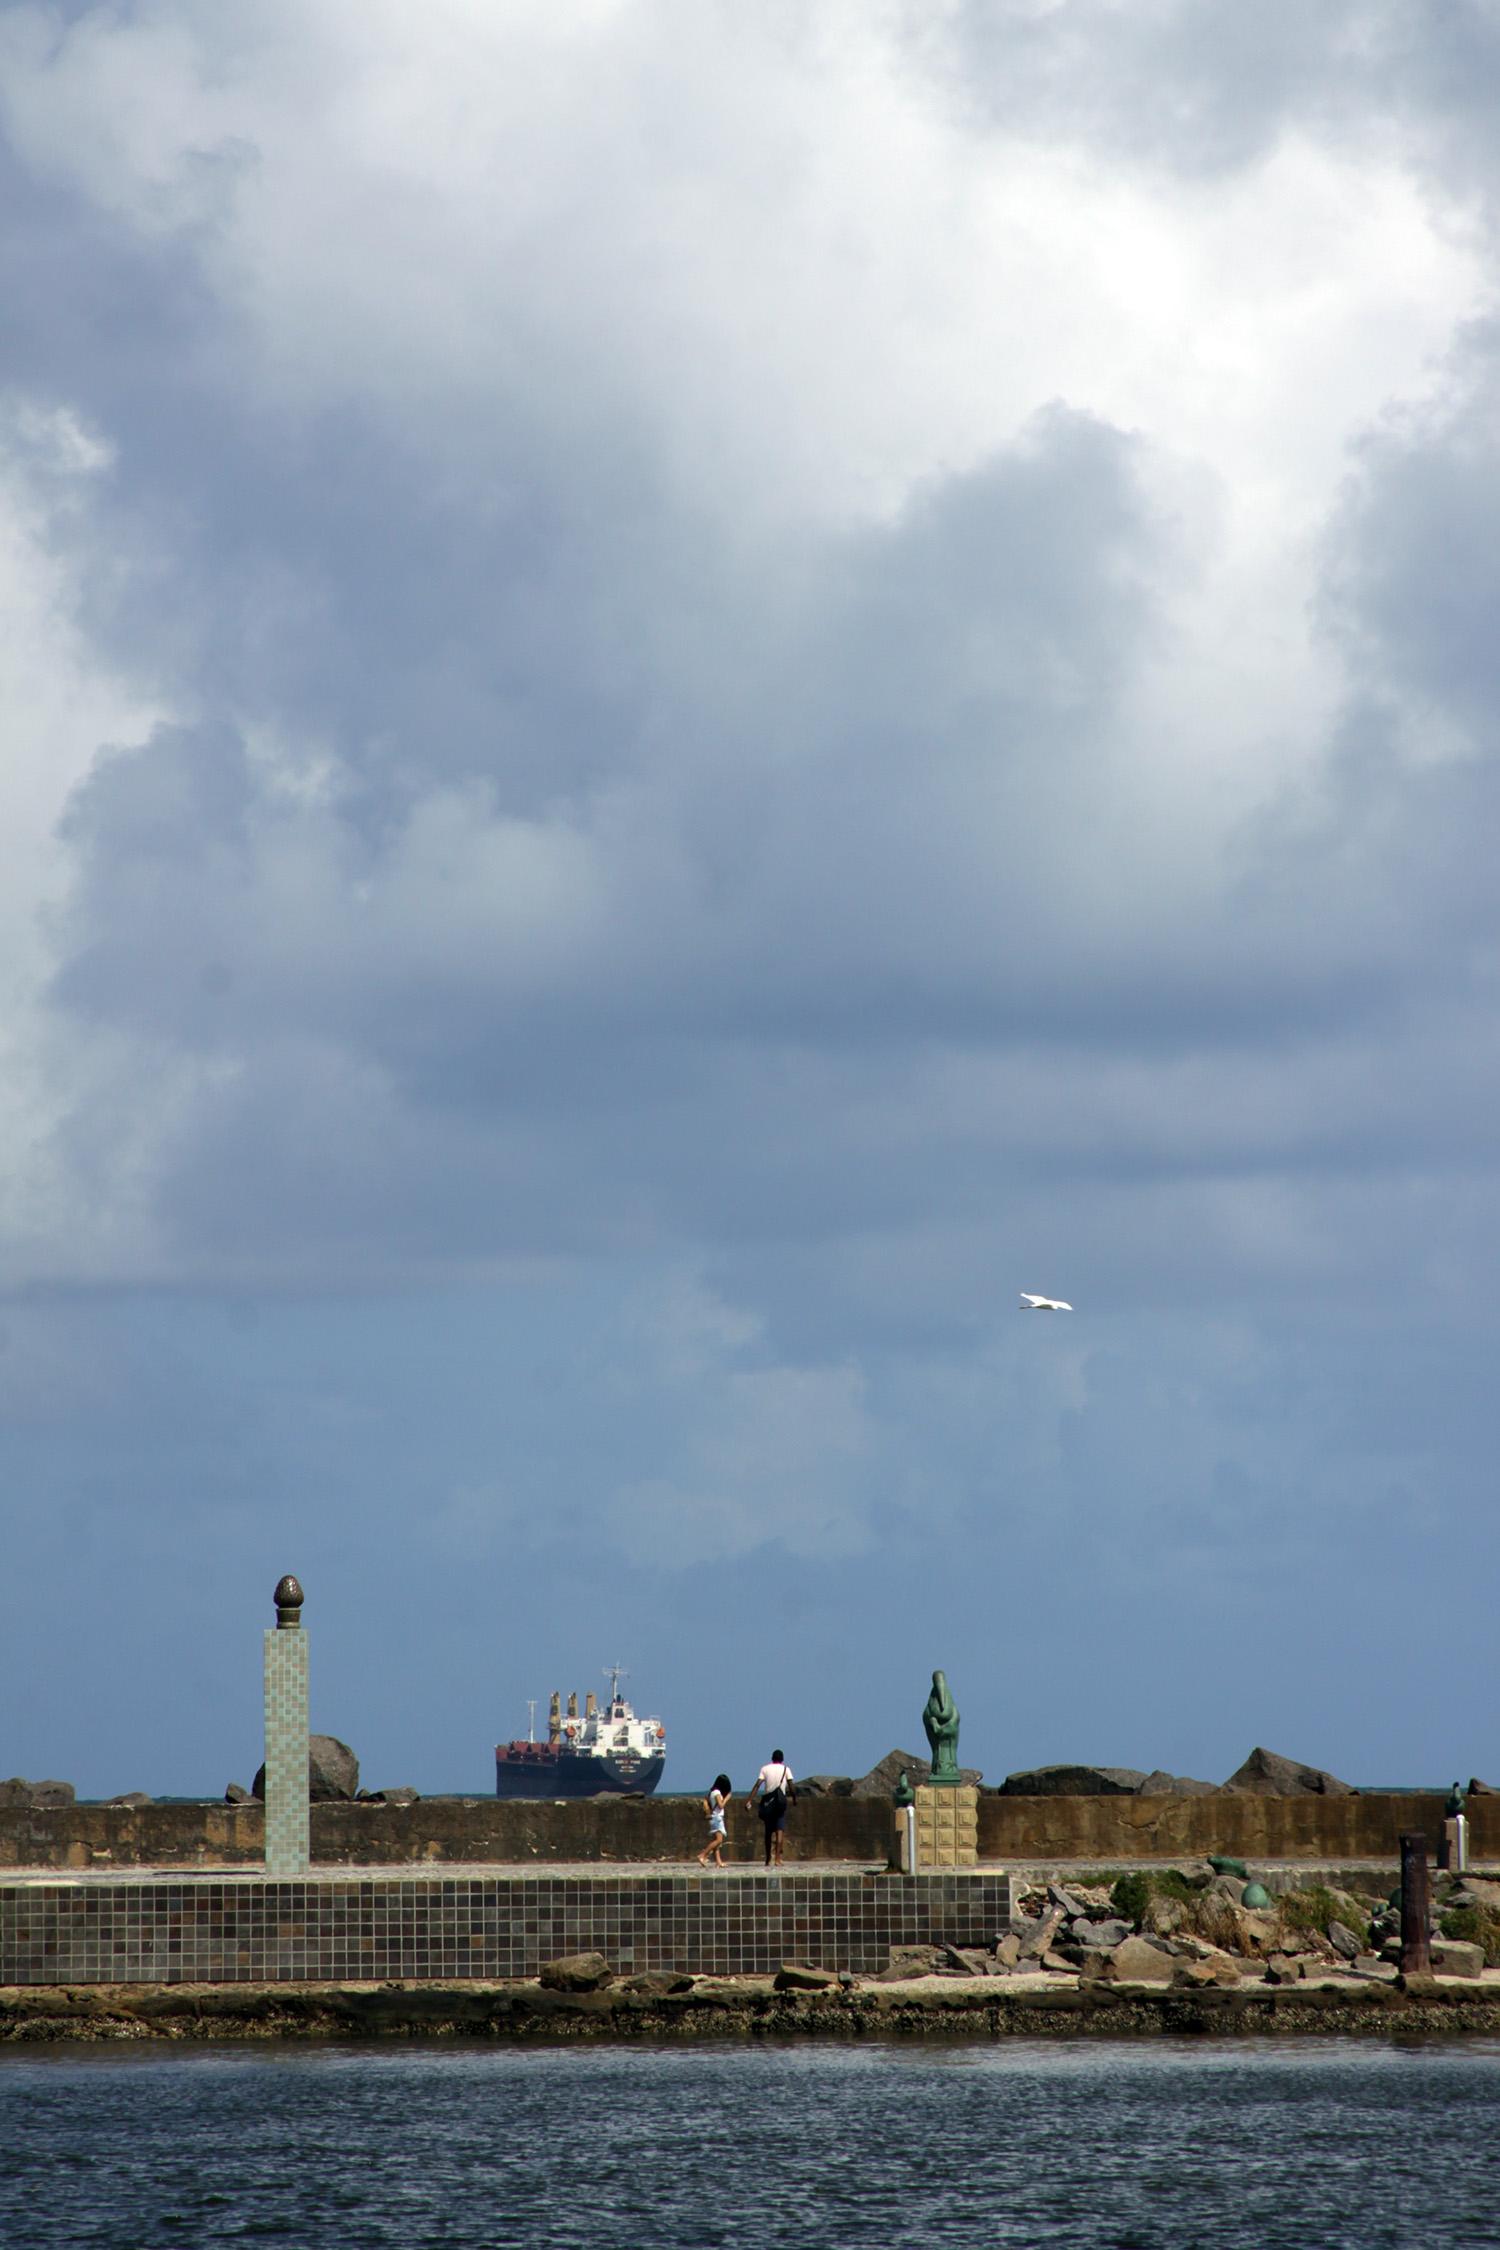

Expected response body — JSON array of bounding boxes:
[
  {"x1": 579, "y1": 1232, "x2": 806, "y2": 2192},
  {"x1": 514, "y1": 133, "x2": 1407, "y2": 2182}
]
[
  {"x1": 800, "y1": 1749, "x2": 984, "y2": 1797},
  {"x1": 799, "y1": 1745, "x2": 1356, "y2": 1802},
  {"x1": 998, "y1": 1747, "x2": 1355, "y2": 1798},
  {"x1": 1221, "y1": 1748, "x2": 1355, "y2": 1797},
  {"x1": 0, "y1": 1780, "x2": 75, "y2": 1810},
  {"x1": 250, "y1": 1736, "x2": 359, "y2": 1803}
]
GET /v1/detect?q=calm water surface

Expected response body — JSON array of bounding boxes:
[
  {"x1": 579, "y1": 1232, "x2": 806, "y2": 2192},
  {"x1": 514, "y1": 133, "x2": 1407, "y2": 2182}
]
[{"x1": 3, "y1": 2038, "x2": 1499, "y2": 2248}]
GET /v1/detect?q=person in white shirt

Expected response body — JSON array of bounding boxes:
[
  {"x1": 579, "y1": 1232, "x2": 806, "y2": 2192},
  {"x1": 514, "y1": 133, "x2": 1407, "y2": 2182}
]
[{"x1": 747, "y1": 1749, "x2": 795, "y2": 1868}]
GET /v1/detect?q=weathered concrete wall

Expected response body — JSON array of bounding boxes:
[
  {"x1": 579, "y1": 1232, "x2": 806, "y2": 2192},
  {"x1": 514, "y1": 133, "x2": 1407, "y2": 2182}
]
[
  {"x1": 1, "y1": 1791, "x2": 1492, "y2": 1872},
  {"x1": 0, "y1": 1802, "x2": 266, "y2": 1872},
  {"x1": 0, "y1": 1795, "x2": 893, "y2": 1872},
  {"x1": 978, "y1": 1791, "x2": 1499, "y2": 1863}
]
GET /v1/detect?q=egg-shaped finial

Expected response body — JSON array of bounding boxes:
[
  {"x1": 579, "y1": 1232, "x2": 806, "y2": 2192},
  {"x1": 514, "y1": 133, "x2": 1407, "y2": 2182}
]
[{"x1": 274, "y1": 1573, "x2": 305, "y2": 1628}]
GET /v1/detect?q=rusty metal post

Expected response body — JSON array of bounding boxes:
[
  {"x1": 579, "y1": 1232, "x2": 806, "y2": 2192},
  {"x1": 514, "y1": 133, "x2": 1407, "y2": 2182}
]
[{"x1": 1399, "y1": 1831, "x2": 1431, "y2": 1974}]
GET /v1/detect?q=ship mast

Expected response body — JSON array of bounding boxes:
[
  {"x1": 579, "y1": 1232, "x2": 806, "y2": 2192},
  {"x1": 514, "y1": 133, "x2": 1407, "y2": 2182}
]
[
  {"x1": 527, "y1": 1699, "x2": 536, "y2": 1745},
  {"x1": 604, "y1": 1662, "x2": 628, "y2": 1709}
]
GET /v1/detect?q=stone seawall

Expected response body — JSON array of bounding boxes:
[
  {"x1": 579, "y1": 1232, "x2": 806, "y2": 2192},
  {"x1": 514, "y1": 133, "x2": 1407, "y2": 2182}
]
[
  {"x1": 2, "y1": 1791, "x2": 1490, "y2": 1872},
  {"x1": 5, "y1": 1975, "x2": 1500, "y2": 2044}
]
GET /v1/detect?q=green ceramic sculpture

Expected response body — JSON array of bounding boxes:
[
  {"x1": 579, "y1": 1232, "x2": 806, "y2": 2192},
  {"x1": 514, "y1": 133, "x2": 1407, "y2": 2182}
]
[{"x1": 923, "y1": 1669, "x2": 961, "y2": 1785}]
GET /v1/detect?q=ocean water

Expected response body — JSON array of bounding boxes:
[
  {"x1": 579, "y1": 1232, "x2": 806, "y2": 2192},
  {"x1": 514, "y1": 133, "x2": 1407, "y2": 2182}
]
[{"x1": 2, "y1": 2038, "x2": 1498, "y2": 2248}]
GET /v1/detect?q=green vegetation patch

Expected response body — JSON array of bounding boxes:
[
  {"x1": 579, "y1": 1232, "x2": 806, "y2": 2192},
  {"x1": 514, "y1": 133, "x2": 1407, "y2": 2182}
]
[
  {"x1": 1109, "y1": 1868, "x2": 1205, "y2": 1925},
  {"x1": 1279, "y1": 1885, "x2": 1343, "y2": 1935},
  {"x1": 1110, "y1": 1872, "x2": 1151, "y2": 1925},
  {"x1": 1278, "y1": 1886, "x2": 1371, "y2": 1948},
  {"x1": 1439, "y1": 1906, "x2": 1500, "y2": 1966}
]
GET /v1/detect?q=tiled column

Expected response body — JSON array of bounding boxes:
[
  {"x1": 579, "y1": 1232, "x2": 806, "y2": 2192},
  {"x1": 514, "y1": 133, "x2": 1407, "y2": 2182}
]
[{"x1": 263, "y1": 1574, "x2": 310, "y2": 1877}]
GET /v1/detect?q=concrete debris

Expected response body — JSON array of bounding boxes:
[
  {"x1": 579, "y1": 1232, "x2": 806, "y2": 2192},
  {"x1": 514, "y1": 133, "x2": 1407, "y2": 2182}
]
[{"x1": 773, "y1": 1963, "x2": 840, "y2": 1992}]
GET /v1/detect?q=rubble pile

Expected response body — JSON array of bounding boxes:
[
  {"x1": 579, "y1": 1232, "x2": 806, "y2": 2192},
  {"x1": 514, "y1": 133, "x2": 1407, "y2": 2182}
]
[{"x1": 881, "y1": 1865, "x2": 1497, "y2": 1987}]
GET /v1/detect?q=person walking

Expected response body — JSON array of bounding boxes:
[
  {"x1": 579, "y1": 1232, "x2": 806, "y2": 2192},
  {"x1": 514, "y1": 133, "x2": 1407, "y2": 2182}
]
[
  {"x1": 698, "y1": 1773, "x2": 732, "y2": 1868},
  {"x1": 748, "y1": 1748, "x2": 795, "y2": 1868}
]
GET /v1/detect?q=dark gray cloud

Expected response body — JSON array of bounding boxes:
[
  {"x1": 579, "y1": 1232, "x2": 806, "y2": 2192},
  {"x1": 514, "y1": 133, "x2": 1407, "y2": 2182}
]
[
  {"x1": 38, "y1": 338, "x2": 1500, "y2": 1317},
  {"x1": 1324, "y1": 320, "x2": 1500, "y2": 744}
]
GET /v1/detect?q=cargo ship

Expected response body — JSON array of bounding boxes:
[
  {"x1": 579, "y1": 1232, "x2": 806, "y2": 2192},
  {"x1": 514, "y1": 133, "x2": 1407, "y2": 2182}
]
[{"x1": 495, "y1": 1668, "x2": 666, "y2": 1798}]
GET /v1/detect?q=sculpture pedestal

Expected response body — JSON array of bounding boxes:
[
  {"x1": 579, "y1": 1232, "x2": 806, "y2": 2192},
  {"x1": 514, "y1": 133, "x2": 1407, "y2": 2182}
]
[
  {"x1": 915, "y1": 1783, "x2": 978, "y2": 1870},
  {"x1": 1441, "y1": 1815, "x2": 1468, "y2": 1873}
]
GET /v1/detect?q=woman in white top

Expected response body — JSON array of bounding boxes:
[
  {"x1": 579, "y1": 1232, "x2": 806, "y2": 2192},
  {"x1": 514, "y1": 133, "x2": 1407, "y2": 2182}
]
[
  {"x1": 747, "y1": 1749, "x2": 795, "y2": 1868},
  {"x1": 698, "y1": 1773, "x2": 732, "y2": 1868}
]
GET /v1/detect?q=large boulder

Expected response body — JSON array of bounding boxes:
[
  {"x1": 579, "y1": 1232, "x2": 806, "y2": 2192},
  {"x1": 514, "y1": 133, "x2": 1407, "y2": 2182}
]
[
  {"x1": 1220, "y1": 1747, "x2": 1355, "y2": 1797},
  {"x1": 999, "y1": 1764, "x2": 1146, "y2": 1797},
  {"x1": 1071, "y1": 1917, "x2": 1132, "y2": 1948},
  {"x1": 1093, "y1": 1936, "x2": 1177, "y2": 1984},
  {"x1": 251, "y1": 1734, "x2": 360, "y2": 1803},
  {"x1": 539, "y1": 1952, "x2": 614, "y2": 1992},
  {"x1": 1430, "y1": 1939, "x2": 1484, "y2": 1979},
  {"x1": 0, "y1": 1777, "x2": 75, "y2": 1808},
  {"x1": 1174, "y1": 1956, "x2": 1243, "y2": 1989},
  {"x1": 1447, "y1": 1876, "x2": 1500, "y2": 1909},
  {"x1": 1138, "y1": 1770, "x2": 1217, "y2": 1796},
  {"x1": 879, "y1": 1944, "x2": 944, "y2": 1979}
]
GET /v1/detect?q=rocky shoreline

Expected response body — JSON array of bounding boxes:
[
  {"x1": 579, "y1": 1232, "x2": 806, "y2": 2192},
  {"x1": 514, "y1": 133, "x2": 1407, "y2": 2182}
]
[{"x1": 5, "y1": 1971, "x2": 1500, "y2": 2045}]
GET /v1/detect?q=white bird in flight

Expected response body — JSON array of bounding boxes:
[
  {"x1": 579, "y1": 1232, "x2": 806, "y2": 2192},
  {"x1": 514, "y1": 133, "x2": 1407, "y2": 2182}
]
[{"x1": 1020, "y1": 1292, "x2": 1073, "y2": 1312}]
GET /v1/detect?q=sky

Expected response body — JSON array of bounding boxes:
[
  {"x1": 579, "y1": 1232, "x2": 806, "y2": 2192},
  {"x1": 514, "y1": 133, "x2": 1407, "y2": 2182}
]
[{"x1": 3, "y1": 1, "x2": 1499, "y2": 1802}]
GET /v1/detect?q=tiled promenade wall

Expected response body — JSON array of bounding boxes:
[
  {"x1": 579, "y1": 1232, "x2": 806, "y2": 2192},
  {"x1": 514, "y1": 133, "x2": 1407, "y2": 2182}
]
[
  {"x1": 1, "y1": 1792, "x2": 1492, "y2": 1873},
  {"x1": 0, "y1": 1872, "x2": 1010, "y2": 1987}
]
